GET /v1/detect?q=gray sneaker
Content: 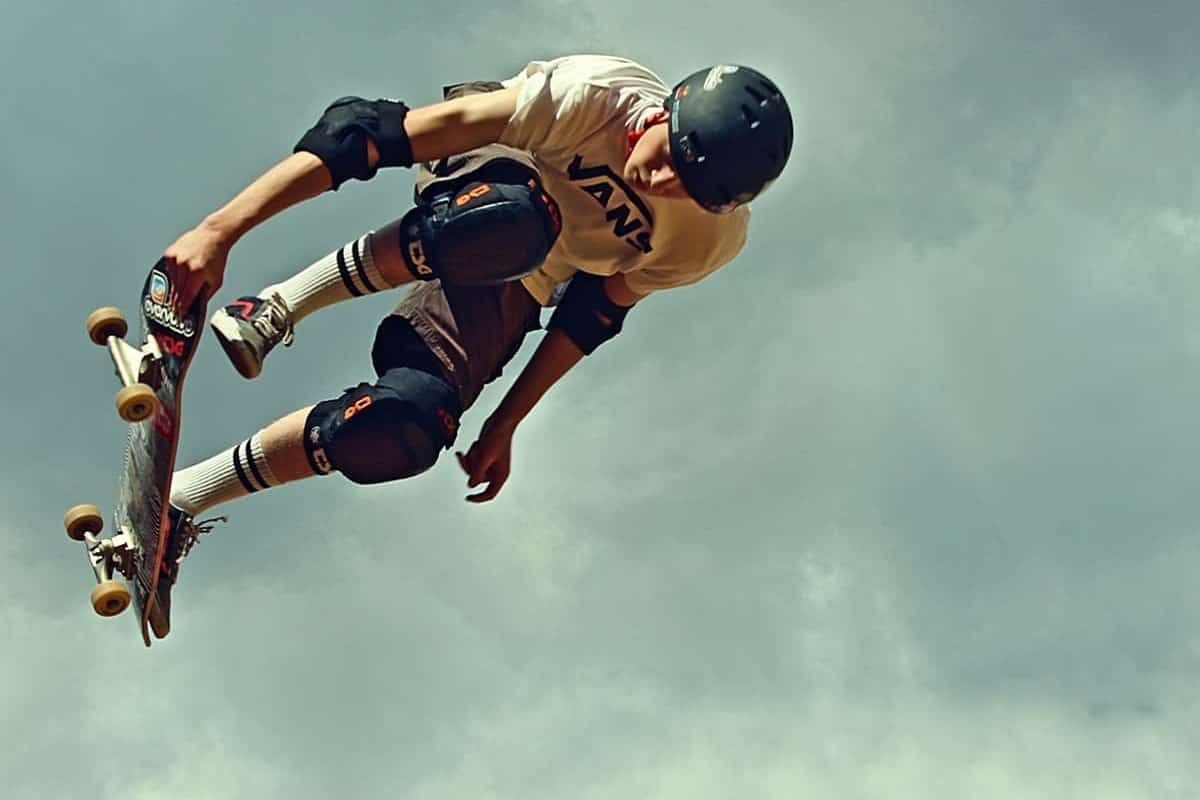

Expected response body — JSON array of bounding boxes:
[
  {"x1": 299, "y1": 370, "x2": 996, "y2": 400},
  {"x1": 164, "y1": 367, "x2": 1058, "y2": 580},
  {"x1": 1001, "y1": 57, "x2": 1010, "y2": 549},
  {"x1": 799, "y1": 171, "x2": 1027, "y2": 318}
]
[
  {"x1": 210, "y1": 293, "x2": 295, "y2": 379},
  {"x1": 147, "y1": 505, "x2": 226, "y2": 639}
]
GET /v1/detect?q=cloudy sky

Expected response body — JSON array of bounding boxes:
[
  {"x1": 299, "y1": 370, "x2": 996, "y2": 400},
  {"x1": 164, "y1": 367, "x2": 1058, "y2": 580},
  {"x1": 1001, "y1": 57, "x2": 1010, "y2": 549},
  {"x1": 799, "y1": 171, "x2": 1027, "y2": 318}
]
[{"x1": 4, "y1": 1, "x2": 1199, "y2": 797}]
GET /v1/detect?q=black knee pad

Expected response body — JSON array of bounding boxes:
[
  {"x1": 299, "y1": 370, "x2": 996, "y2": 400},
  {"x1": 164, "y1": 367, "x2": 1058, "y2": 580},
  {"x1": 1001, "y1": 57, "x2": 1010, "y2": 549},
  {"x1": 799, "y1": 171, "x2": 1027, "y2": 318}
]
[
  {"x1": 399, "y1": 176, "x2": 562, "y2": 285},
  {"x1": 304, "y1": 368, "x2": 461, "y2": 485}
]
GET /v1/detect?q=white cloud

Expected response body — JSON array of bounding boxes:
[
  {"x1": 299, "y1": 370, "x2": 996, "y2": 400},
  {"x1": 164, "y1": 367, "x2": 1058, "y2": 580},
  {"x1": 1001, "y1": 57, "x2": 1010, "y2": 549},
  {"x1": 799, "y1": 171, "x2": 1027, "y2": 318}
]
[
  {"x1": 407, "y1": 678, "x2": 1198, "y2": 800},
  {"x1": 6, "y1": 1, "x2": 1200, "y2": 797},
  {"x1": 1159, "y1": 209, "x2": 1200, "y2": 249}
]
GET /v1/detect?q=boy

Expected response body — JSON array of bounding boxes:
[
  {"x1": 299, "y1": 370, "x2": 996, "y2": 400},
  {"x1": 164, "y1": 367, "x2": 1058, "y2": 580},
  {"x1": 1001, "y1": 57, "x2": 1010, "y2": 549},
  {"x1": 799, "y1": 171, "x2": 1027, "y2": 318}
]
[{"x1": 156, "y1": 55, "x2": 793, "y2": 632}]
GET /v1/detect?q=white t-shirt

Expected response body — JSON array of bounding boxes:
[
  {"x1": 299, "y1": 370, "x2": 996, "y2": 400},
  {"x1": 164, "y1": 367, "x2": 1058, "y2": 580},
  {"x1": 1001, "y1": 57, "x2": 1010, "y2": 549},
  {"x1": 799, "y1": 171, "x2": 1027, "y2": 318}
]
[{"x1": 498, "y1": 55, "x2": 750, "y2": 305}]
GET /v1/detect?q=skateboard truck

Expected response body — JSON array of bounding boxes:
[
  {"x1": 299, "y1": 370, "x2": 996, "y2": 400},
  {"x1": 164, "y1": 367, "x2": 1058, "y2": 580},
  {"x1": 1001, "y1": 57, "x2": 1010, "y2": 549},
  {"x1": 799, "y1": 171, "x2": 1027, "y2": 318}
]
[
  {"x1": 85, "y1": 306, "x2": 162, "y2": 423},
  {"x1": 64, "y1": 504, "x2": 135, "y2": 618},
  {"x1": 107, "y1": 326, "x2": 163, "y2": 392}
]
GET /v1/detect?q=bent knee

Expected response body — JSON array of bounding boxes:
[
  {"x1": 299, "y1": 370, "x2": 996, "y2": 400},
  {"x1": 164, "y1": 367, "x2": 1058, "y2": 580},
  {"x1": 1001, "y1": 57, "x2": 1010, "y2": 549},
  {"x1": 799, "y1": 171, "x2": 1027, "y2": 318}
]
[
  {"x1": 396, "y1": 177, "x2": 561, "y2": 285},
  {"x1": 329, "y1": 406, "x2": 442, "y2": 484},
  {"x1": 303, "y1": 371, "x2": 460, "y2": 485}
]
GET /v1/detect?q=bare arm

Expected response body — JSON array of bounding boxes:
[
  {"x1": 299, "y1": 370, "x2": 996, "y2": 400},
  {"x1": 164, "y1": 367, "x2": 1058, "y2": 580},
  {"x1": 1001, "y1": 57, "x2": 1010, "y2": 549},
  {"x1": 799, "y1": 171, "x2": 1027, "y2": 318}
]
[
  {"x1": 166, "y1": 86, "x2": 522, "y2": 308},
  {"x1": 487, "y1": 273, "x2": 646, "y2": 430},
  {"x1": 403, "y1": 84, "x2": 521, "y2": 164},
  {"x1": 202, "y1": 153, "x2": 330, "y2": 244},
  {"x1": 216, "y1": 86, "x2": 522, "y2": 237},
  {"x1": 456, "y1": 273, "x2": 649, "y2": 503}
]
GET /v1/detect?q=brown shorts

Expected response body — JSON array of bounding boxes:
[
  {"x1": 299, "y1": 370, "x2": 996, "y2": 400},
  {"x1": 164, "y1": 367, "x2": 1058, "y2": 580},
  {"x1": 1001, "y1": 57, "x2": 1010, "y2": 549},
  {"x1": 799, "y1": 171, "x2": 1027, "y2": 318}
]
[
  {"x1": 389, "y1": 279, "x2": 541, "y2": 411},
  {"x1": 387, "y1": 80, "x2": 545, "y2": 411}
]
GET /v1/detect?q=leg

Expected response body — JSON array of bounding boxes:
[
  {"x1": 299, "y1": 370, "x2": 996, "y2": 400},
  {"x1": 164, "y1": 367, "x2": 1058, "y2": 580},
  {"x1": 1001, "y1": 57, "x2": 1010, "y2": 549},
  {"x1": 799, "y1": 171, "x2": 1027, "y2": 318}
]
[
  {"x1": 301, "y1": 366, "x2": 460, "y2": 485},
  {"x1": 269, "y1": 80, "x2": 553, "y2": 312},
  {"x1": 170, "y1": 316, "x2": 464, "y2": 516},
  {"x1": 171, "y1": 284, "x2": 540, "y2": 521},
  {"x1": 167, "y1": 407, "x2": 313, "y2": 516},
  {"x1": 259, "y1": 231, "x2": 411, "y2": 326},
  {"x1": 169, "y1": 378, "x2": 458, "y2": 514},
  {"x1": 210, "y1": 84, "x2": 557, "y2": 380},
  {"x1": 208, "y1": 230, "x2": 407, "y2": 379},
  {"x1": 258, "y1": 406, "x2": 316, "y2": 483},
  {"x1": 393, "y1": 279, "x2": 542, "y2": 412},
  {"x1": 208, "y1": 156, "x2": 557, "y2": 379}
]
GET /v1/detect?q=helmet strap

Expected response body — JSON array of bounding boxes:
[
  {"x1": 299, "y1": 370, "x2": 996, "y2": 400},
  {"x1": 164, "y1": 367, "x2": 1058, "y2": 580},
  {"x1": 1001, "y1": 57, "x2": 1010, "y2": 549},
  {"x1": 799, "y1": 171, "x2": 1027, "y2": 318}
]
[{"x1": 625, "y1": 110, "x2": 671, "y2": 158}]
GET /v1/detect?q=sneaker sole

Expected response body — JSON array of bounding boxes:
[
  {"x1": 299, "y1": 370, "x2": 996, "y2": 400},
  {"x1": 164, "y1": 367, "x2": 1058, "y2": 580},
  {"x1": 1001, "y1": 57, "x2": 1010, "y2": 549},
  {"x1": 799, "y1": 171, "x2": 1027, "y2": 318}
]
[{"x1": 210, "y1": 313, "x2": 263, "y2": 380}]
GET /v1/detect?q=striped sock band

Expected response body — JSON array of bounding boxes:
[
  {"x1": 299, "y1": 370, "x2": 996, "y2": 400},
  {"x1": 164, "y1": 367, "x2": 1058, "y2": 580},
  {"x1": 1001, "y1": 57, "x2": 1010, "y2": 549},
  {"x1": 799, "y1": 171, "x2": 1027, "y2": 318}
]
[
  {"x1": 233, "y1": 434, "x2": 278, "y2": 494},
  {"x1": 170, "y1": 433, "x2": 277, "y2": 516},
  {"x1": 336, "y1": 234, "x2": 385, "y2": 297},
  {"x1": 261, "y1": 233, "x2": 393, "y2": 324}
]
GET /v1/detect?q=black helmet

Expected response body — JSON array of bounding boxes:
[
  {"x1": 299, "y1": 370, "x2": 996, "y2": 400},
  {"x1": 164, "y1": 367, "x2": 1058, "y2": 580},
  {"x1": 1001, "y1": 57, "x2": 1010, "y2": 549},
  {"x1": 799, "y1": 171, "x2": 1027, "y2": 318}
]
[{"x1": 665, "y1": 65, "x2": 794, "y2": 213}]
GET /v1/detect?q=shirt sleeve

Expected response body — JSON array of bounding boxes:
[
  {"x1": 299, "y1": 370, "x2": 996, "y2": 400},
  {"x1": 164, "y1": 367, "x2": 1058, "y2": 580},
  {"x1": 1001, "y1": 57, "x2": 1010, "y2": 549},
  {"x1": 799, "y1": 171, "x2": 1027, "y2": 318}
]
[{"x1": 498, "y1": 56, "x2": 661, "y2": 157}]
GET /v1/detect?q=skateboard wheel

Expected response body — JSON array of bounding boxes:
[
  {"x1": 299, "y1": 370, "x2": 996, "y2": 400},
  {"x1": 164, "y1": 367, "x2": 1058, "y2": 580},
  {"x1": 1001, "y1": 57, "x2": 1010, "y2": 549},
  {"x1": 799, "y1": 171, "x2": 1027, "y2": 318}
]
[
  {"x1": 86, "y1": 306, "x2": 128, "y2": 346},
  {"x1": 64, "y1": 503, "x2": 103, "y2": 542},
  {"x1": 115, "y1": 383, "x2": 157, "y2": 422},
  {"x1": 91, "y1": 580, "x2": 131, "y2": 617}
]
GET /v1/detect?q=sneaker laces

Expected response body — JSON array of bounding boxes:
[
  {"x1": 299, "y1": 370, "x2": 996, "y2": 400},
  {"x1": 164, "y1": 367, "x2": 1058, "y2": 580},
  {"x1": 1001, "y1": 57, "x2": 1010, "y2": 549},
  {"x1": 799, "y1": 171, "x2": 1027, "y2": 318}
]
[
  {"x1": 251, "y1": 294, "x2": 295, "y2": 348},
  {"x1": 176, "y1": 515, "x2": 228, "y2": 563}
]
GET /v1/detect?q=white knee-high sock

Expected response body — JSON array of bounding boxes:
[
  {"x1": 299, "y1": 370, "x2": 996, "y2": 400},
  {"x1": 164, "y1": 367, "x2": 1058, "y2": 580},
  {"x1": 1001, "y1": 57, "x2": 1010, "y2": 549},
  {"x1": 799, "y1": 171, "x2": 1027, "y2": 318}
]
[
  {"x1": 170, "y1": 433, "x2": 295, "y2": 516},
  {"x1": 259, "y1": 233, "x2": 395, "y2": 323}
]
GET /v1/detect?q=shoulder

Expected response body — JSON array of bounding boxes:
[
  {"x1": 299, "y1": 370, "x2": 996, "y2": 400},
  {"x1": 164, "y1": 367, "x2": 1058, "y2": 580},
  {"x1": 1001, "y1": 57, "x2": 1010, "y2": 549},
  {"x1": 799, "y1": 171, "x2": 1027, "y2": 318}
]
[
  {"x1": 498, "y1": 56, "x2": 671, "y2": 150},
  {"x1": 504, "y1": 55, "x2": 670, "y2": 99}
]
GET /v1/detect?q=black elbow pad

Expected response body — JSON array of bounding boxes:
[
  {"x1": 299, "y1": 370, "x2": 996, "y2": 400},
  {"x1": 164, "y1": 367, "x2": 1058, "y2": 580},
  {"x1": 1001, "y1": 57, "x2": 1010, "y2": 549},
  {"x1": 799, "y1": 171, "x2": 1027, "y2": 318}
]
[
  {"x1": 294, "y1": 97, "x2": 413, "y2": 189},
  {"x1": 546, "y1": 273, "x2": 632, "y2": 354}
]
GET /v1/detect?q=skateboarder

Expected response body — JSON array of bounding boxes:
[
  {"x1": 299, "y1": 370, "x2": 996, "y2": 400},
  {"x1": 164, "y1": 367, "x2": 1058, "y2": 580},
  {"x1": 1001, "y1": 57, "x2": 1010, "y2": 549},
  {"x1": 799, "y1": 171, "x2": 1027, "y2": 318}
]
[{"x1": 159, "y1": 55, "x2": 793, "y2": 599}]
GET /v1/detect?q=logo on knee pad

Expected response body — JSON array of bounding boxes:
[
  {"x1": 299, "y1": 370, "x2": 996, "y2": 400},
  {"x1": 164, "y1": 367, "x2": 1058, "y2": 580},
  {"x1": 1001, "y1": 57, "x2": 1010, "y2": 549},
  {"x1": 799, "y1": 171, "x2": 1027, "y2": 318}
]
[
  {"x1": 343, "y1": 395, "x2": 374, "y2": 421},
  {"x1": 454, "y1": 183, "x2": 492, "y2": 208},
  {"x1": 407, "y1": 240, "x2": 433, "y2": 277},
  {"x1": 307, "y1": 425, "x2": 332, "y2": 474},
  {"x1": 403, "y1": 219, "x2": 434, "y2": 278},
  {"x1": 408, "y1": 237, "x2": 436, "y2": 278}
]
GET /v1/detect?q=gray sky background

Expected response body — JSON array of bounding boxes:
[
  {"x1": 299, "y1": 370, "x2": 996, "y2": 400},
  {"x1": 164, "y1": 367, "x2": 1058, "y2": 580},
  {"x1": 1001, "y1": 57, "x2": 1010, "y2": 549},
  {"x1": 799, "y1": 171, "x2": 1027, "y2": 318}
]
[{"x1": 3, "y1": 1, "x2": 1199, "y2": 797}]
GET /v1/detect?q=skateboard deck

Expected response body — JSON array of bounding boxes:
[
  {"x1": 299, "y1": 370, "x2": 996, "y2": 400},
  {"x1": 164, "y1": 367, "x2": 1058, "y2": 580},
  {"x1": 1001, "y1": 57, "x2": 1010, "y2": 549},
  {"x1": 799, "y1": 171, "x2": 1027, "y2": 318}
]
[
  {"x1": 66, "y1": 259, "x2": 205, "y2": 647},
  {"x1": 122, "y1": 263, "x2": 206, "y2": 644}
]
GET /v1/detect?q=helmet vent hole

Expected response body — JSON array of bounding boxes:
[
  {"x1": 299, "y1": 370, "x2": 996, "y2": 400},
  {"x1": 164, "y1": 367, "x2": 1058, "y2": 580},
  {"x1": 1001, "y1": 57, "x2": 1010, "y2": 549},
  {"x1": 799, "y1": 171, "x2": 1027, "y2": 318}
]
[
  {"x1": 741, "y1": 104, "x2": 761, "y2": 129},
  {"x1": 744, "y1": 85, "x2": 767, "y2": 105},
  {"x1": 757, "y1": 78, "x2": 781, "y2": 98}
]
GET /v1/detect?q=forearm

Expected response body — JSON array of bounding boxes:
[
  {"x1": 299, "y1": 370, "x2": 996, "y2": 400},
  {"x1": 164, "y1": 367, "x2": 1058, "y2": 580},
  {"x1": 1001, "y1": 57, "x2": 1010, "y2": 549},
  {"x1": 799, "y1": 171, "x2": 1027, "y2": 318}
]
[
  {"x1": 200, "y1": 152, "x2": 332, "y2": 244},
  {"x1": 196, "y1": 82, "x2": 520, "y2": 246},
  {"x1": 488, "y1": 273, "x2": 645, "y2": 429},
  {"x1": 487, "y1": 329, "x2": 584, "y2": 430}
]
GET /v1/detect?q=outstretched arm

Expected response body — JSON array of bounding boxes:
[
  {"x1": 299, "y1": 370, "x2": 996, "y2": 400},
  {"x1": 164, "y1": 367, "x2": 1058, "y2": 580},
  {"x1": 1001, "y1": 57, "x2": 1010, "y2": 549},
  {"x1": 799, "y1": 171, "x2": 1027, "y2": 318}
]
[
  {"x1": 165, "y1": 85, "x2": 522, "y2": 309},
  {"x1": 456, "y1": 273, "x2": 647, "y2": 503},
  {"x1": 165, "y1": 152, "x2": 329, "y2": 308}
]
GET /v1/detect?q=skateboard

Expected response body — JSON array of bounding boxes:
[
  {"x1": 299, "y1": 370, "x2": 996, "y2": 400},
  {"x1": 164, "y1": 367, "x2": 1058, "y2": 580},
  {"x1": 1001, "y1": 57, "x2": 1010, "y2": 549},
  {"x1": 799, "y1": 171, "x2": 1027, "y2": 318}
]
[{"x1": 64, "y1": 260, "x2": 206, "y2": 647}]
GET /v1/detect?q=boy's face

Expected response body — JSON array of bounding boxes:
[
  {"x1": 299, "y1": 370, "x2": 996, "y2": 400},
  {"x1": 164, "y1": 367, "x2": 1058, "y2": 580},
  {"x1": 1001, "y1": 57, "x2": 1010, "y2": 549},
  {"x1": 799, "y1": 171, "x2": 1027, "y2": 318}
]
[{"x1": 623, "y1": 120, "x2": 694, "y2": 204}]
